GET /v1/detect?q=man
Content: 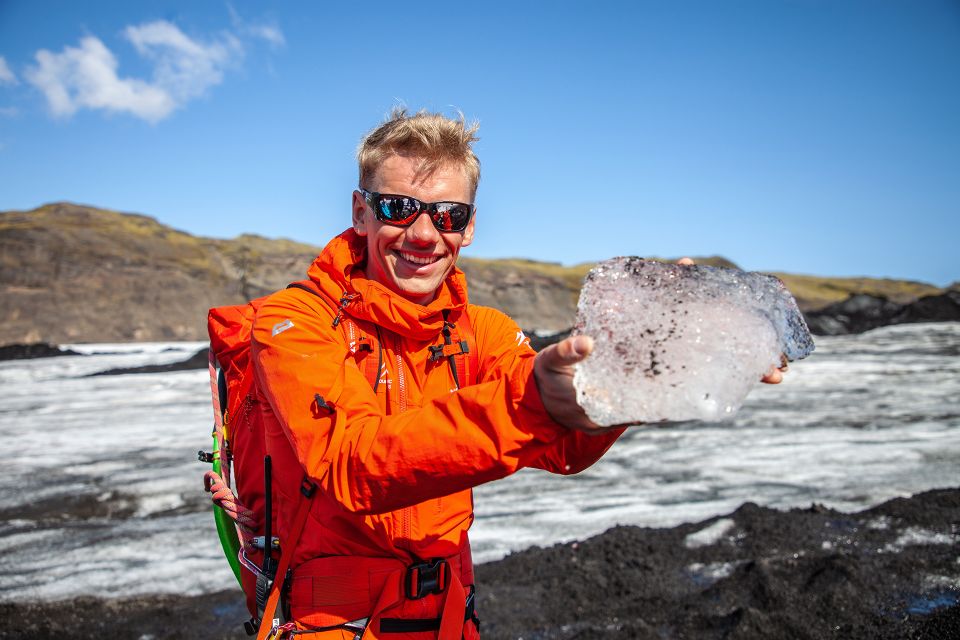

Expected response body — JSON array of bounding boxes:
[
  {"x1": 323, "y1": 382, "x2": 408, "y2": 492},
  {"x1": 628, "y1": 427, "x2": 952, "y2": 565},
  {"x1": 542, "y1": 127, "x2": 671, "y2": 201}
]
[{"x1": 251, "y1": 109, "x2": 782, "y2": 639}]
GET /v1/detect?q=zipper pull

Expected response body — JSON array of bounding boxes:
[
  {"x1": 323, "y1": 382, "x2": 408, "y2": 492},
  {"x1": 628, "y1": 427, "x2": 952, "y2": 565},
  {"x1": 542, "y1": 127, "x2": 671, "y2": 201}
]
[{"x1": 332, "y1": 293, "x2": 358, "y2": 328}]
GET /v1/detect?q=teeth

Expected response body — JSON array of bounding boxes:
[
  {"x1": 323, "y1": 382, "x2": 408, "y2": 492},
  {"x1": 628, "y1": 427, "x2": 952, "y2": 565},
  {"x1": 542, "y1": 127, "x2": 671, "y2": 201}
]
[{"x1": 399, "y1": 252, "x2": 439, "y2": 265}]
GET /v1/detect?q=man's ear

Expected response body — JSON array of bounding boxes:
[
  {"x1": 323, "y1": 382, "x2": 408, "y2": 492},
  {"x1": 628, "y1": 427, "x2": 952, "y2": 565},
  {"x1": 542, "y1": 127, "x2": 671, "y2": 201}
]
[
  {"x1": 351, "y1": 190, "x2": 368, "y2": 235},
  {"x1": 461, "y1": 209, "x2": 476, "y2": 247}
]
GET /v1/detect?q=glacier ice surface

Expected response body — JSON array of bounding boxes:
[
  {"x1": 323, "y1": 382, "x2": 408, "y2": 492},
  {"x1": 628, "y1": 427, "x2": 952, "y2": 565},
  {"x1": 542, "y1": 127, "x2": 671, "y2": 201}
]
[{"x1": 573, "y1": 258, "x2": 815, "y2": 425}]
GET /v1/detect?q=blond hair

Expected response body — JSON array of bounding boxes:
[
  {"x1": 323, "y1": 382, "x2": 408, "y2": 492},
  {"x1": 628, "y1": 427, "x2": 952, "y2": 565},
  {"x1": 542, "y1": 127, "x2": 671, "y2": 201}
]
[{"x1": 357, "y1": 108, "x2": 481, "y2": 199}]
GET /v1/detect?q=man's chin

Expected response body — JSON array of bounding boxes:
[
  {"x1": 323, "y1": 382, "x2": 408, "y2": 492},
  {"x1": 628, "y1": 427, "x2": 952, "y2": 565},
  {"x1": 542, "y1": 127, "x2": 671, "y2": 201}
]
[{"x1": 394, "y1": 278, "x2": 442, "y2": 304}]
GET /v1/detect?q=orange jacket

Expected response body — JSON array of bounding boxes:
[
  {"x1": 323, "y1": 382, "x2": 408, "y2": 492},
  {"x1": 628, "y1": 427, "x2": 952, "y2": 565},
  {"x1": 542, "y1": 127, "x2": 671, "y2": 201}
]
[{"x1": 250, "y1": 230, "x2": 623, "y2": 619}]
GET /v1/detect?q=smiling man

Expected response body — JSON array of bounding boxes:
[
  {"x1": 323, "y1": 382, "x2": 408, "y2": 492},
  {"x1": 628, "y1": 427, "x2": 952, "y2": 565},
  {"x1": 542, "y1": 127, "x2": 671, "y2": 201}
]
[
  {"x1": 353, "y1": 153, "x2": 476, "y2": 305},
  {"x1": 248, "y1": 109, "x2": 627, "y2": 639}
]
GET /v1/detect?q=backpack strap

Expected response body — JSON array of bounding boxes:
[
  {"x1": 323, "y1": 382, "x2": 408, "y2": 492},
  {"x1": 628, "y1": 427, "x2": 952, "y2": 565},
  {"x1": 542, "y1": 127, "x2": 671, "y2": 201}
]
[
  {"x1": 428, "y1": 308, "x2": 478, "y2": 390},
  {"x1": 256, "y1": 477, "x2": 318, "y2": 640}
]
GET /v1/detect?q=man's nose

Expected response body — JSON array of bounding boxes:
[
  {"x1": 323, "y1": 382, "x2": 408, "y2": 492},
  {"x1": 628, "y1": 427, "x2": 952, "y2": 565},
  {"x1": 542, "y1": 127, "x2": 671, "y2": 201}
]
[{"x1": 406, "y1": 212, "x2": 439, "y2": 244}]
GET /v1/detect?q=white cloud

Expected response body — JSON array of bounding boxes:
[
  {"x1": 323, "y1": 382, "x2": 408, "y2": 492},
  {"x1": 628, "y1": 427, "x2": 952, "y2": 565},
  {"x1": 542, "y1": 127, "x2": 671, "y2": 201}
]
[
  {"x1": 26, "y1": 36, "x2": 174, "y2": 121},
  {"x1": 124, "y1": 21, "x2": 242, "y2": 103},
  {"x1": 246, "y1": 23, "x2": 285, "y2": 48},
  {"x1": 24, "y1": 20, "x2": 244, "y2": 123},
  {"x1": 227, "y1": 4, "x2": 286, "y2": 48},
  {"x1": 0, "y1": 56, "x2": 18, "y2": 85}
]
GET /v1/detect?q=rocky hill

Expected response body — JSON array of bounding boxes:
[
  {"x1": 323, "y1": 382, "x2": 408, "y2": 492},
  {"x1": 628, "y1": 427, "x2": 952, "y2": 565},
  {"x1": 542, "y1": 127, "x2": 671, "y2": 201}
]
[
  {"x1": 0, "y1": 203, "x2": 948, "y2": 345},
  {"x1": 0, "y1": 203, "x2": 319, "y2": 344}
]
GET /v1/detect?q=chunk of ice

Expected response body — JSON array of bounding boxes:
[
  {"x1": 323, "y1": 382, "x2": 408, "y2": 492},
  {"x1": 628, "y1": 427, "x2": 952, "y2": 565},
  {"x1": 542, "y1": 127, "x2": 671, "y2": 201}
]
[
  {"x1": 684, "y1": 518, "x2": 737, "y2": 548},
  {"x1": 573, "y1": 258, "x2": 815, "y2": 425}
]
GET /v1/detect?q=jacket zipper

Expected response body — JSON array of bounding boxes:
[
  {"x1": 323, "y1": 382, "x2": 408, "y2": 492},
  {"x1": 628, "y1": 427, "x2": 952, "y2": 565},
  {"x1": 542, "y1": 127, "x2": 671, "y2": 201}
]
[
  {"x1": 394, "y1": 335, "x2": 407, "y2": 414},
  {"x1": 393, "y1": 334, "x2": 411, "y2": 544}
]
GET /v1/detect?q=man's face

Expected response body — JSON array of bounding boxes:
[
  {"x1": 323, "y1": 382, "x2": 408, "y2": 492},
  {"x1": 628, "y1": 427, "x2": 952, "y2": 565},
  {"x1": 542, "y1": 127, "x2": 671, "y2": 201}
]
[{"x1": 352, "y1": 154, "x2": 476, "y2": 305}]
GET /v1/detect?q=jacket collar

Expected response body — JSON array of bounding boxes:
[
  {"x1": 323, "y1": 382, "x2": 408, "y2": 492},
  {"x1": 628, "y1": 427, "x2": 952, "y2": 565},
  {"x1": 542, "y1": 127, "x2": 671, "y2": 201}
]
[{"x1": 306, "y1": 229, "x2": 469, "y2": 340}]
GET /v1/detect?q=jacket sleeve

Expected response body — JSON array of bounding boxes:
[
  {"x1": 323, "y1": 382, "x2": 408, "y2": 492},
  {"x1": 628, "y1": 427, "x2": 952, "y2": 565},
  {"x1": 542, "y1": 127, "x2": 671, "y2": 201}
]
[
  {"x1": 468, "y1": 306, "x2": 625, "y2": 476},
  {"x1": 251, "y1": 290, "x2": 576, "y2": 516}
]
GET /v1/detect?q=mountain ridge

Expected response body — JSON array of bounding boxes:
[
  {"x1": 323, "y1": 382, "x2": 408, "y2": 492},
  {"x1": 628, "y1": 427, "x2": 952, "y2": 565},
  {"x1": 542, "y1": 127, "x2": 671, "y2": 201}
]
[{"x1": 0, "y1": 202, "x2": 947, "y2": 345}]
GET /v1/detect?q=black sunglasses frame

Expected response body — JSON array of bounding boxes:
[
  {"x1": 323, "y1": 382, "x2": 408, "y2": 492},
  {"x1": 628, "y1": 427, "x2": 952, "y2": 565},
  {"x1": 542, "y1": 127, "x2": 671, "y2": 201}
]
[{"x1": 358, "y1": 188, "x2": 475, "y2": 233}]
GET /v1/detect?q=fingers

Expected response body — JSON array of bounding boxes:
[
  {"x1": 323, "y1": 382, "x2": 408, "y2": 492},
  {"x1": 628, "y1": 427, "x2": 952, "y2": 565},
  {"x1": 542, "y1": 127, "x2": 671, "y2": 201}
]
[
  {"x1": 761, "y1": 366, "x2": 783, "y2": 384},
  {"x1": 560, "y1": 335, "x2": 594, "y2": 362},
  {"x1": 540, "y1": 335, "x2": 594, "y2": 371},
  {"x1": 759, "y1": 351, "x2": 790, "y2": 384},
  {"x1": 533, "y1": 335, "x2": 603, "y2": 432}
]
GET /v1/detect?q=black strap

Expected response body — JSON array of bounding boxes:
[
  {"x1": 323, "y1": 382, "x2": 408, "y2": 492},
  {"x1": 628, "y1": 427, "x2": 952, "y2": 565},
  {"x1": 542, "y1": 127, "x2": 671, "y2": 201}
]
[
  {"x1": 286, "y1": 281, "x2": 331, "y2": 305},
  {"x1": 440, "y1": 310, "x2": 461, "y2": 390}
]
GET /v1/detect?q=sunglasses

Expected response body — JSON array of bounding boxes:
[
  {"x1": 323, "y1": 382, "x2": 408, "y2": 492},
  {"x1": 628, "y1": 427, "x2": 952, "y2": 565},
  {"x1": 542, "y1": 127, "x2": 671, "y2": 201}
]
[{"x1": 359, "y1": 188, "x2": 474, "y2": 233}]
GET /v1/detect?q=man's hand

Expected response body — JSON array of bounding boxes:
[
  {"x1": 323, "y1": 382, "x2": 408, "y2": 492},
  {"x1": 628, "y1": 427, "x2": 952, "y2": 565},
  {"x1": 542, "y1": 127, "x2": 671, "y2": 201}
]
[
  {"x1": 533, "y1": 335, "x2": 609, "y2": 433},
  {"x1": 762, "y1": 355, "x2": 788, "y2": 384}
]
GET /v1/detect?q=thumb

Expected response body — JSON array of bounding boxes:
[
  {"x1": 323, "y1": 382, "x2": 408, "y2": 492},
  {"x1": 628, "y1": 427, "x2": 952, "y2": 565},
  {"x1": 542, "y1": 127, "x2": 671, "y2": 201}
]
[{"x1": 541, "y1": 335, "x2": 594, "y2": 370}]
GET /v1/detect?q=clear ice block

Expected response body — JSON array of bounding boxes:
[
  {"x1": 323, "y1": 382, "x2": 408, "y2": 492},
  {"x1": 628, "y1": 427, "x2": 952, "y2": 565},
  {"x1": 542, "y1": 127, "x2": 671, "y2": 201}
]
[{"x1": 573, "y1": 258, "x2": 815, "y2": 425}]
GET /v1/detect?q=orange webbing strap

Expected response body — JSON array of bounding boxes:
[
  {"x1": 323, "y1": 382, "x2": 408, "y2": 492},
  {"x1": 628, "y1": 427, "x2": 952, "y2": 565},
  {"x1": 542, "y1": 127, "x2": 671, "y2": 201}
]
[
  {"x1": 437, "y1": 571, "x2": 467, "y2": 640},
  {"x1": 455, "y1": 309, "x2": 478, "y2": 386},
  {"x1": 256, "y1": 479, "x2": 317, "y2": 640},
  {"x1": 452, "y1": 332, "x2": 471, "y2": 392}
]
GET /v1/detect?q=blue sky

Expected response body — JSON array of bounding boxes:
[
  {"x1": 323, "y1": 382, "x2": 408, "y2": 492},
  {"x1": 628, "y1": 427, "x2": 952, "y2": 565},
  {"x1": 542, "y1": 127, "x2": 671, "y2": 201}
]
[{"x1": 1, "y1": 1, "x2": 958, "y2": 286}]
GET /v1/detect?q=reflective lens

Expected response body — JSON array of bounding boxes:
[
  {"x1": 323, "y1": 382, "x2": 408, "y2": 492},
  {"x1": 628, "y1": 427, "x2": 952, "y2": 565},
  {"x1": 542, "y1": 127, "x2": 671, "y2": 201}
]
[{"x1": 360, "y1": 189, "x2": 473, "y2": 232}]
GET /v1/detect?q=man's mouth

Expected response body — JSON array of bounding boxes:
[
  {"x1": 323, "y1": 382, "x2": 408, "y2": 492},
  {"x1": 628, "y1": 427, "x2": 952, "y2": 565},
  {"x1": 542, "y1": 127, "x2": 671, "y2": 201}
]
[{"x1": 396, "y1": 251, "x2": 442, "y2": 266}]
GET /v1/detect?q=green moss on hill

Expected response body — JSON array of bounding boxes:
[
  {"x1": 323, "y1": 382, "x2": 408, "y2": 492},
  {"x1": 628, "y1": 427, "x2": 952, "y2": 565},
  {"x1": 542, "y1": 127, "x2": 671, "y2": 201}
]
[{"x1": 772, "y1": 273, "x2": 941, "y2": 311}]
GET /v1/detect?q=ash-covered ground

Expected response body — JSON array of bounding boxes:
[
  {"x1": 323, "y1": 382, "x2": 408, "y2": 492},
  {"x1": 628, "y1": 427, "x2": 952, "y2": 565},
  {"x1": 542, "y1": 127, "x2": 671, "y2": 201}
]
[{"x1": 3, "y1": 488, "x2": 957, "y2": 640}]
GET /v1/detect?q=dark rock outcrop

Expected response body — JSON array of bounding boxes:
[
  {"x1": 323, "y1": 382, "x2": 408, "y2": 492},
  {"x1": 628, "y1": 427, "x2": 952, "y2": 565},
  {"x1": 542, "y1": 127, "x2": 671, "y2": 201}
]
[
  {"x1": 0, "y1": 342, "x2": 81, "y2": 360},
  {"x1": 804, "y1": 291, "x2": 960, "y2": 335},
  {"x1": 87, "y1": 348, "x2": 209, "y2": 376},
  {"x1": 528, "y1": 329, "x2": 573, "y2": 352}
]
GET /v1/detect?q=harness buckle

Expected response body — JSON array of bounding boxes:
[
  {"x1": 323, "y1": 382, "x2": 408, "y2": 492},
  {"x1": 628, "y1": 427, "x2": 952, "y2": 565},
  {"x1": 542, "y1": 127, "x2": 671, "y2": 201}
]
[
  {"x1": 300, "y1": 477, "x2": 318, "y2": 498},
  {"x1": 428, "y1": 341, "x2": 469, "y2": 362},
  {"x1": 405, "y1": 558, "x2": 450, "y2": 599}
]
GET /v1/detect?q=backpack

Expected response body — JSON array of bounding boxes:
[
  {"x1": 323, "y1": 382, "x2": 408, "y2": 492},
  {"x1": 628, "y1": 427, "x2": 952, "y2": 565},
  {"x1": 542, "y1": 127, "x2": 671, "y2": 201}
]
[{"x1": 200, "y1": 280, "x2": 478, "y2": 636}]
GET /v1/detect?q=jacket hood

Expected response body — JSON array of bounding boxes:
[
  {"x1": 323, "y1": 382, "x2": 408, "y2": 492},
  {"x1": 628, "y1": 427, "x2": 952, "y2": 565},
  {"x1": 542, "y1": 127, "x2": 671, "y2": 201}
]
[{"x1": 306, "y1": 229, "x2": 469, "y2": 340}]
